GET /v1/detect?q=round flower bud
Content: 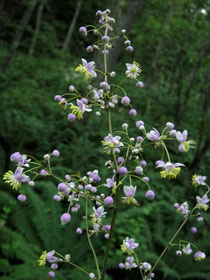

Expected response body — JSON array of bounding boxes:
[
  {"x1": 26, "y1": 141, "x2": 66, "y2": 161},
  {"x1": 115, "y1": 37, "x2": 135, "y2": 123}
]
[
  {"x1": 51, "y1": 263, "x2": 58, "y2": 270},
  {"x1": 104, "y1": 196, "x2": 114, "y2": 205},
  {"x1": 155, "y1": 160, "x2": 164, "y2": 166},
  {"x1": 136, "y1": 120, "x2": 144, "y2": 128},
  {"x1": 96, "y1": 10, "x2": 102, "y2": 16},
  {"x1": 114, "y1": 148, "x2": 121, "y2": 154},
  {"x1": 79, "y1": 26, "x2": 87, "y2": 36},
  {"x1": 40, "y1": 169, "x2": 48, "y2": 176},
  {"x1": 170, "y1": 129, "x2": 177, "y2": 137},
  {"x1": 81, "y1": 98, "x2": 88, "y2": 104},
  {"x1": 150, "y1": 273, "x2": 155, "y2": 278},
  {"x1": 102, "y1": 36, "x2": 110, "y2": 42},
  {"x1": 85, "y1": 184, "x2": 92, "y2": 191},
  {"x1": 129, "y1": 109, "x2": 137, "y2": 116},
  {"x1": 191, "y1": 227, "x2": 197, "y2": 233},
  {"x1": 48, "y1": 271, "x2": 55, "y2": 278},
  {"x1": 102, "y1": 225, "x2": 111, "y2": 231},
  {"x1": 58, "y1": 183, "x2": 68, "y2": 192},
  {"x1": 86, "y1": 45, "x2": 93, "y2": 53},
  {"x1": 126, "y1": 46, "x2": 134, "y2": 53},
  {"x1": 110, "y1": 71, "x2": 116, "y2": 77},
  {"x1": 173, "y1": 202, "x2": 179, "y2": 209},
  {"x1": 17, "y1": 194, "x2": 26, "y2": 202},
  {"x1": 121, "y1": 96, "x2": 131, "y2": 106},
  {"x1": 44, "y1": 154, "x2": 50, "y2": 160},
  {"x1": 69, "y1": 85, "x2": 75, "y2": 92},
  {"x1": 176, "y1": 250, "x2": 182, "y2": 256},
  {"x1": 76, "y1": 227, "x2": 83, "y2": 235},
  {"x1": 117, "y1": 157, "x2": 125, "y2": 164},
  {"x1": 140, "y1": 160, "x2": 147, "y2": 167},
  {"x1": 53, "y1": 195, "x2": 61, "y2": 201},
  {"x1": 135, "y1": 166, "x2": 143, "y2": 175},
  {"x1": 68, "y1": 113, "x2": 76, "y2": 122},
  {"x1": 136, "y1": 81, "x2": 144, "y2": 88},
  {"x1": 137, "y1": 136, "x2": 143, "y2": 142},
  {"x1": 122, "y1": 123, "x2": 128, "y2": 130},
  {"x1": 104, "y1": 233, "x2": 109, "y2": 239},
  {"x1": 166, "y1": 122, "x2": 174, "y2": 130},
  {"x1": 118, "y1": 166, "x2": 128, "y2": 175},
  {"x1": 28, "y1": 181, "x2": 35, "y2": 186},
  {"x1": 121, "y1": 29, "x2": 126, "y2": 33},
  {"x1": 100, "y1": 81, "x2": 110, "y2": 91},
  {"x1": 124, "y1": 40, "x2": 131, "y2": 45},
  {"x1": 119, "y1": 263, "x2": 125, "y2": 269},
  {"x1": 145, "y1": 190, "x2": 155, "y2": 200},
  {"x1": 52, "y1": 150, "x2": 60, "y2": 157},
  {"x1": 89, "y1": 272, "x2": 95, "y2": 279},
  {"x1": 54, "y1": 95, "x2": 62, "y2": 102},
  {"x1": 90, "y1": 186, "x2": 97, "y2": 193},
  {"x1": 65, "y1": 174, "x2": 71, "y2": 181},
  {"x1": 143, "y1": 176, "x2": 150, "y2": 182},
  {"x1": 60, "y1": 213, "x2": 71, "y2": 225},
  {"x1": 197, "y1": 216, "x2": 203, "y2": 222},
  {"x1": 96, "y1": 111, "x2": 101, "y2": 116}
]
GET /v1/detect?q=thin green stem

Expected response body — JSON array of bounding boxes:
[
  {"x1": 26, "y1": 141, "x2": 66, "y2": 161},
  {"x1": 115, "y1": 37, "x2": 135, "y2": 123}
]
[
  {"x1": 85, "y1": 199, "x2": 101, "y2": 279},
  {"x1": 133, "y1": 251, "x2": 144, "y2": 279},
  {"x1": 161, "y1": 140, "x2": 171, "y2": 162}
]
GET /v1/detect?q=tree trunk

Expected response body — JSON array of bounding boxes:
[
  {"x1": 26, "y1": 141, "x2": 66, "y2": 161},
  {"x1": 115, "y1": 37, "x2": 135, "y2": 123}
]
[
  {"x1": 28, "y1": 0, "x2": 44, "y2": 58},
  {"x1": 175, "y1": 33, "x2": 210, "y2": 125},
  {"x1": 1, "y1": 0, "x2": 39, "y2": 72},
  {"x1": 61, "y1": 0, "x2": 83, "y2": 52}
]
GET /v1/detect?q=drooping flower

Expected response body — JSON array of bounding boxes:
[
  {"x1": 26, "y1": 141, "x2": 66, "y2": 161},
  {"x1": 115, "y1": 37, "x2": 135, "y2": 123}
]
[
  {"x1": 124, "y1": 256, "x2": 137, "y2": 270},
  {"x1": 140, "y1": 262, "x2": 152, "y2": 271},
  {"x1": 177, "y1": 202, "x2": 190, "y2": 216},
  {"x1": 146, "y1": 128, "x2": 161, "y2": 141},
  {"x1": 156, "y1": 161, "x2": 184, "y2": 179},
  {"x1": 176, "y1": 130, "x2": 195, "y2": 152},
  {"x1": 10, "y1": 152, "x2": 31, "y2": 167},
  {"x1": 125, "y1": 61, "x2": 141, "y2": 79},
  {"x1": 104, "y1": 176, "x2": 115, "y2": 188},
  {"x1": 196, "y1": 195, "x2": 209, "y2": 211},
  {"x1": 70, "y1": 99, "x2": 92, "y2": 119},
  {"x1": 192, "y1": 175, "x2": 206, "y2": 186},
  {"x1": 38, "y1": 250, "x2": 47, "y2": 266},
  {"x1": 121, "y1": 237, "x2": 139, "y2": 254},
  {"x1": 3, "y1": 167, "x2": 29, "y2": 190},
  {"x1": 91, "y1": 206, "x2": 107, "y2": 224},
  {"x1": 102, "y1": 134, "x2": 124, "y2": 154},
  {"x1": 47, "y1": 250, "x2": 58, "y2": 263},
  {"x1": 182, "y1": 244, "x2": 192, "y2": 255},
  {"x1": 121, "y1": 185, "x2": 139, "y2": 206},
  {"x1": 75, "y1": 59, "x2": 97, "y2": 80},
  {"x1": 194, "y1": 251, "x2": 206, "y2": 261}
]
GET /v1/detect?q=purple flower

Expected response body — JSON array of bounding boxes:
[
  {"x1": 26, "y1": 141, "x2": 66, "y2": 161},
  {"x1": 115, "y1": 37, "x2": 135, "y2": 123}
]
[
  {"x1": 192, "y1": 175, "x2": 206, "y2": 186},
  {"x1": 104, "y1": 176, "x2": 115, "y2": 188},
  {"x1": 145, "y1": 190, "x2": 155, "y2": 200},
  {"x1": 117, "y1": 157, "x2": 125, "y2": 164},
  {"x1": 166, "y1": 122, "x2": 174, "y2": 130},
  {"x1": 10, "y1": 152, "x2": 22, "y2": 163},
  {"x1": 140, "y1": 160, "x2": 147, "y2": 166},
  {"x1": 102, "y1": 134, "x2": 124, "y2": 154},
  {"x1": 140, "y1": 262, "x2": 151, "y2": 271},
  {"x1": 102, "y1": 35, "x2": 110, "y2": 42},
  {"x1": 17, "y1": 194, "x2": 26, "y2": 202},
  {"x1": 124, "y1": 186, "x2": 136, "y2": 198},
  {"x1": 121, "y1": 96, "x2": 131, "y2": 106},
  {"x1": 137, "y1": 136, "x2": 143, "y2": 142},
  {"x1": 104, "y1": 196, "x2": 114, "y2": 205},
  {"x1": 57, "y1": 183, "x2": 68, "y2": 192},
  {"x1": 182, "y1": 244, "x2": 192, "y2": 255},
  {"x1": 51, "y1": 263, "x2": 58, "y2": 270},
  {"x1": 129, "y1": 109, "x2": 137, "y2": 116},
  {"x1": 125, "y1": 256, "x2": 137, "y2": 269},
  {"x1": 119, "y1": 263, "x2": 125, "y2": 269},
  {"x1": 75, "y1": 59, "x2": 97, "y2": 80},
  {"x1": 52, "y1": 150, "x2": 60, "y2": 157},
  {"x1": 118, "y1": 166, "x2": 128, "y2": 175},
  {"x1": 170, "y1": 129, "x2": 177, "y2": 137},
  {"x1": 126, "y1": 46, "x2": 134, "y2": 53},
  {"x1": 86, "y1": 46, "x2": 93, "y2": 52},
  {"x1": 47, "y1": 250, "x2": 58, "y2": 263},
  {"x1": 48, "y1": 271, "x2": 55, "y2": 278},
  {"x1": 76, "y1": 228, "x2": 83, "y2": 235},
  {"x1": 53, "y1": 195, "x2": 61, "y2": 201},
  {"x1": 60, "y1": 213, "x2": 71, "y2": 225},
  {"x1": 194, "y1": 251, "x2": 206, "y2": 261},
  {"x1": 176, "y1": 130, "x2": 188, "y2": 143},
  {"x1": 68, "y1": 113, "x2": 76, "y2": 122},
  {"x1": 196, "y1": 194, "x2": 209, "y2": 211},
  {"x1": 54, "y1": 95, "x2": 62, "y2": 102},
  {"x1": 40, "y1": 169, "x2": 48, "y2": 176},
  {"x1": 100, "y1": 81, "x2": 110, "y2": 91},
  {"x1": 191, "y1": 227, "x2": 197, "y2": 233},
  {"x1": 146, "y1": 128, "x2": 160, "y2": 141},
  {"x1": 121, "y1": 237, "x2": 139, "y2": 253},
  {"x1": 79, "y1": 26, "x2": 87, "y2": 36},
  {"x1": 135, "y1": 166, "x2": 143, "y2": 175},
  {"x1": 156, "y1": 161, "x2": 184, "y2": 179},
  {"x1": 102, "y1": 225, "x2": 111, "y2": 232},
  {"x1": 177, "y1": 202, "x2": 190, "y2": 215},
  {"x1": 87, "y1": 170, "x2": 101, "y2": 182},
  {"x1": 91, "y1": 206, "x2": 107, "y2": 223},
  {"x1": 136, "y1": 120, "x2": 144, "y2": 128},
  {"x1": 174, "y1": 203, "x2": 179, "y2": 209},
  {"x1": 136, "y1": 81, "x2": 144, "y2": 88}
]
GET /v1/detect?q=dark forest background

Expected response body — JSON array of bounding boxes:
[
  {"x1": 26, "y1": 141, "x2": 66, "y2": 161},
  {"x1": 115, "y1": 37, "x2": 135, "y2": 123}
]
[{"x1": 0, "y1": 0, "x2": 210, "y2": 279}]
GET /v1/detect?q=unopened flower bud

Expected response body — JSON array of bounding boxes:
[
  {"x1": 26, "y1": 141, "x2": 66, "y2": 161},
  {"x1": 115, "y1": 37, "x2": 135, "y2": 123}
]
[
  {"x1": 110, "y1": 71, "x2": 116, "y2": 77},
  {"x1": 52, "y1": 150, "x2": 60, "y2": 157},
  {"x1": 126, "y1": 46, "x2": 134, "y2": 53},
  {"x1": 68, "y1": 113, "x2": 76, "y2": 122},
  {"x1": 122, "y1": 123, "x2": 128, "y2": 130},
  {"x1": 48, "y1": 271, "x2": 55, "y2": 278},
  {"x1": 79, "y1": 26, "x2": 87, "y2": 36},
  {"x1": 86, "y1": 46, "x2": 93, "y2": 52},
  {"x1": 166, "y1": 122, "x2": 174, "y2": 130},
  {"x1": 145, "y1": 190, "x2": 155, "y2": 200},
  {"x1": 76, "y1": 227, "x2": 83, "y2": 235},
  {"x1": 60, "y1": 213, "x2": 71, "y2": 225},
  {"x1": 69, "y1": 85, "x2": 75, "y2": 92},
  {"x1": 129, "y1": 109, "x2": 137, "y2": 116},
  {"x1": 104, "y1": 196, "x2": 114, "y2": 205},
  {"x1": 17, "y1": 194, "x2": 26, "y2": 202},
  {"x1": 54, "y1": 95, "x2": 62, "y2": 102},
  {"x1": 121, "y1": 96, "x2": 131, "y2": 105}
]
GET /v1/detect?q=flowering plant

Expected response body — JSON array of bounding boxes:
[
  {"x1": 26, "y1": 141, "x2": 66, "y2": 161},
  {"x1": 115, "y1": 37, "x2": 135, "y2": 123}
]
[{"x1": 3, "y1": 8, "x2": 209, "y2": 280}]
